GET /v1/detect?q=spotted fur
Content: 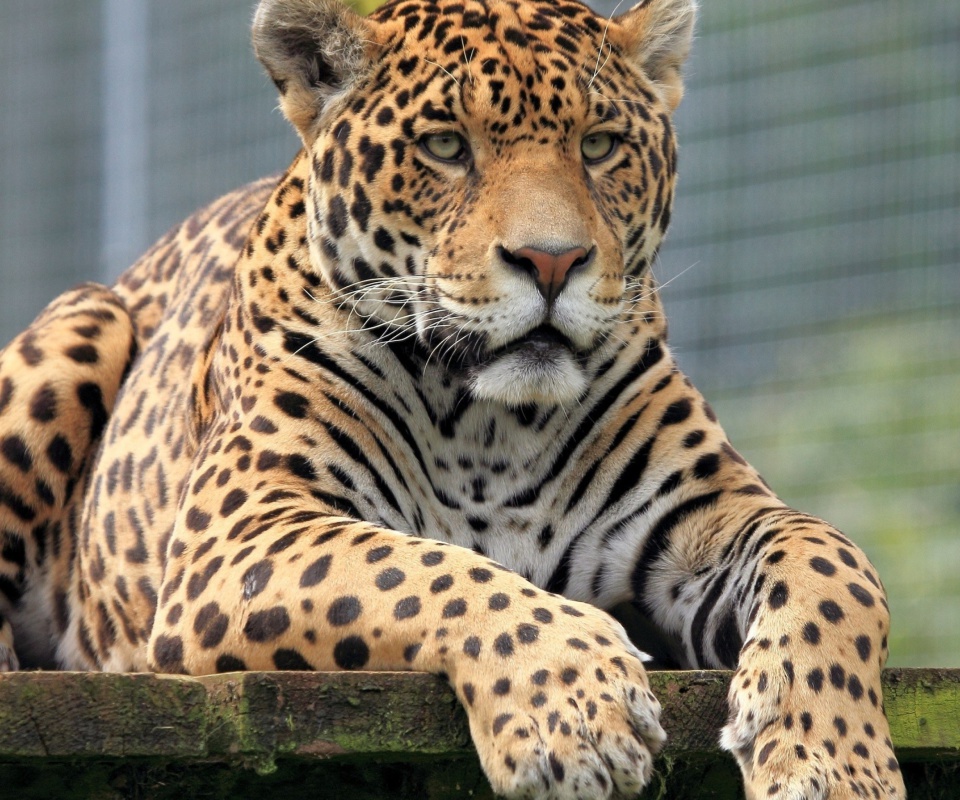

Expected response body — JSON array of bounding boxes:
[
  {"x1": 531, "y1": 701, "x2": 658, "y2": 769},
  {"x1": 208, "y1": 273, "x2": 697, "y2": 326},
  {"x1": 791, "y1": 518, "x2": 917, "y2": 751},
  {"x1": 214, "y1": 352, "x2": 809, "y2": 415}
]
[{"x1": 0, "y1": 1, "x2": 904, "y2": 798}]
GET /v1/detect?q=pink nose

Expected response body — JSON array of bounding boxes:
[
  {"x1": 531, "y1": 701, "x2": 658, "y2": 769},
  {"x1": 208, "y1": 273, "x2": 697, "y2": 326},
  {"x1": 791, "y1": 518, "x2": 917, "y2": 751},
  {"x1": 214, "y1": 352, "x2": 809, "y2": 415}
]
[{"x1": 501, "y1": 246, "x2": 591, "y2": 301}]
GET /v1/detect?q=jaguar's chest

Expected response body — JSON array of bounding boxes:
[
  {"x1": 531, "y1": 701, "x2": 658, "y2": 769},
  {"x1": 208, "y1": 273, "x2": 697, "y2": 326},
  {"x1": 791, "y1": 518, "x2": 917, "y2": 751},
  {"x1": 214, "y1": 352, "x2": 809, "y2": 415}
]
[{"x1": 342, "y1": 388, "x2": 597, "y2": 585}]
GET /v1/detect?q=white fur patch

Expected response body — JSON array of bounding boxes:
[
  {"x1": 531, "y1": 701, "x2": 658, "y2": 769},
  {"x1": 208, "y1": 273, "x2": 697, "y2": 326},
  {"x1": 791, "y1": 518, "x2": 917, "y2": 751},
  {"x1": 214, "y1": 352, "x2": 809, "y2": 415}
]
[{"x1": 468, "y1": 347, "x2": 587, "y2": 406}]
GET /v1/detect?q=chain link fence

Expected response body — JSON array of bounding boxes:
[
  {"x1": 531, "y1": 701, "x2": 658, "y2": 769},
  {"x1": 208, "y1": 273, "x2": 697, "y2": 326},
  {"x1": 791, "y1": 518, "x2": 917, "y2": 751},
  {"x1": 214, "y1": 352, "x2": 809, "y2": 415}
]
[{"x1": 1, "y1": 0, "x2": 957, "y2": 665}]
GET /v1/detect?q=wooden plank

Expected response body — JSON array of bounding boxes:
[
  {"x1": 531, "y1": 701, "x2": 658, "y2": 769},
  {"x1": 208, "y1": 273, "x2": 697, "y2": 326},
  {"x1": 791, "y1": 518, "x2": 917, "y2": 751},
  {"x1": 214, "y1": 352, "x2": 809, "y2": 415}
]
[{"x1": 0, "y1": 669, "x2": 955, "y2": 799}]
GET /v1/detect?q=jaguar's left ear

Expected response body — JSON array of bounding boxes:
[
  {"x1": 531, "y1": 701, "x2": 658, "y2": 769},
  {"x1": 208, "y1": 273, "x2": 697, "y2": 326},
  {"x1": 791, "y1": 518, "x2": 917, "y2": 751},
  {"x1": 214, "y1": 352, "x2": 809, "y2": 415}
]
[
  {"x1": 253, "y1": 0, "x2": 379, "y2": 142},
  {"x1": 613, "y1": 0, "x2": 696, "y2": 110}
]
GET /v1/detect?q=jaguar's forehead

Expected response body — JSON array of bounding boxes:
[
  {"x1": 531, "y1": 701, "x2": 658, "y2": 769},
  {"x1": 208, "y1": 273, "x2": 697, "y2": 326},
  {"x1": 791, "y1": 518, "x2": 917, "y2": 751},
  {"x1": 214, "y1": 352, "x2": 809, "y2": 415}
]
[
  {"x1": 371, "y1": 0, "x2": 614, "y2": 67},
  {"x1": 362, "y1": 0, "x2": 645, "y2": 134}
]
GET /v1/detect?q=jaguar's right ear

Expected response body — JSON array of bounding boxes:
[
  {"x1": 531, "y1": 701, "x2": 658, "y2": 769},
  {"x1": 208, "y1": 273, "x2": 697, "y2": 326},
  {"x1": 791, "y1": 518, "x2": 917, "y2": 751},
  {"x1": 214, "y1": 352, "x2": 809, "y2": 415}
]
[{"x1": 253, "y1": 0, "x2": 377, "y2": 142}]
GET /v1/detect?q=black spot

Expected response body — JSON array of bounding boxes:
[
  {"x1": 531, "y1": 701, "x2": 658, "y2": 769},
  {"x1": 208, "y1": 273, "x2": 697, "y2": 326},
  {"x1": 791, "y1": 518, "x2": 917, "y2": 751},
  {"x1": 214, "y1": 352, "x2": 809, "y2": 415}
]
[
  {"x1": 837, "y1": 548, "x2": 859, "y2": 569},
  {"x1": 517, "y1": 624, "x2": 539, "y2": 644},
  {"x1": 333, "y1": 635, "x2": 370, "y2": 669},
  {"x1": 77, "y1": 382, "x2": 108, "y2": 439},
  {"x1": 847, "y1": 674, "x2": 864, "y2": 700},
  {"x1": 807, "y1": 668, "x2": 824, "y2": 692},
  {"x1": 783, "y1": 660, "x2": 795, "y2": 685},
  {"x1": 548, "y1": 752, "x2": 565, "y2": 782},
  {"x1": 362, "y1": 547, "x2": 393, "y2": 566},
  {"x1": 847, "y1": 583, "x2": 875, "y2": 607},
  {"x1": 186, "y1": 556, "x2": 224, "y2": 600},
  {"x1": 274, "y1": 392, "x2": 309, "y2": 420},
  {"x1": 469, "y1": 567, "x2": 493, "y2": 583},
  {"x1": 46, "y1": 435, "x2": 73, "y2": 473},
  {"x1": 403, "y1": 643, "x2": 422, "y2": 662},
  {"x1": 242, "y1": 560, "x2": 273, "y2": 600},
  {"x1": 443, "y1": 598, "x2": 467, "y2": 618},
  {"x1": 185, "y1": 506, "x2": 212, "y2": 532},
  {"x1": 430, "y1": 574, "x2": 453, "y2": 593},
  {"x1": 693, "y1": 452, "x2": 720, "y2": 479},
  {"x1": 66, "y1": 344, "x2": 98, "y2": 364},
  {"x1": 274, "y1": 648, "x2": 314, "y2": 670},
  {"x1": 373, "y1": 226, "x2": 395, "y2": 254},
  {"x1": 286, "y1": 453, "x2": 316, "y2": 481},
  {"x1": 560, "y1": 668, "x2": 578, "y2": 685},
  {"x1": 855, "y1": 635, "x2": 872, "y2": 662},
  {"x1": 1, "y1": 436, "x2": 32, "y2": 472},
  {"x1": 327, "y1": 596, "x2": 362, "y2": 626},
  {"x1": 462, "y1": 682, "x2": 475, "y2": 705},
  {"x1": 532, "y1": 607, "x2": 553, "y2": 623},
  {"x1": 463, "y1": 636, "x2": 482, "y2": 658},
  {"x1": 0, "y1": 378, "x2": 12, "y2": 415},
  {"x1": 153, "y1": 634, "x2": 184, "y2": 672},
  {"x1": 244, "y1": 606, "x2": 291, "y2": 642},
  {"x1": 494, "y1": 632, "x2": 515, "y2": 657},
  {"x1": 193, "y1": 602, "x2": 229, "y2": 649},
  {"x1": 215, "y1": 654, "x2": 247, "y2": 673},
  {"x1": 830, "y1": 664, "x2": 846, "y2": 689},
  {"x1": 220, "y1": 488, "x2": 248, "y2": 517},
  {"x1": 488, "y1": 593, "x2": 510, "y2": 611},
  {"x1": 757, "y1": 740, "x2": 778, "y2": 766},
  {"x1": 300, "y1": 554, "x2": 332, "y2": 587},
  {"x1": 660, "y1": 398, "x2": 692, "y2": 425},
  {"x1": 29, "y1": 385, "x2": 57, "y2": 422},
  {"x1": 327, "y1": 195, "x2": 349, "y2": 238},
  {"x1": 375, "y1": 567, "x2": 405, "y2": 591},
  {"x1": 393, "y1": 595, "x2": 421, "y2": 620},
  {"x1": 810, "y1": 556, "x2": 836, "y2": 576},
  {"x1": 768, "y1": 581, "x2": 789, "y2": 609},
  {"x1": 802, "y1": 622, "x2": 821, "y2": 645},
  {"x1": 819, "y1": 600, "x2": 844, "y2": 623},
  {"x1": 421, "y1": 550, "x2": 444, "y2": 566}
]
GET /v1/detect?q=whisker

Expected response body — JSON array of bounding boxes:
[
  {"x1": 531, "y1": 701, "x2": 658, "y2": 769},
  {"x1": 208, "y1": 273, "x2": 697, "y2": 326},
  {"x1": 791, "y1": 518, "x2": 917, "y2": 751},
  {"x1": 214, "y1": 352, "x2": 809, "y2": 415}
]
[
  {"x1": 424, "y1": 59, "x2": 461, "y2": 87},
  {"x1": 588, "y1": 0, "x2": 628, "y2": 90}
]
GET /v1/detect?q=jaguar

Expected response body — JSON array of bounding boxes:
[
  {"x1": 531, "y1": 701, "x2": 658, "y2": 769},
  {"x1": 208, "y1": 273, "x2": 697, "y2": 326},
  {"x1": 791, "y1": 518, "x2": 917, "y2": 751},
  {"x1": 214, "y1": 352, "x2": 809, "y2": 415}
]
[{"x1": 0, "y1": 0, "x2": 905, "y2": 797}]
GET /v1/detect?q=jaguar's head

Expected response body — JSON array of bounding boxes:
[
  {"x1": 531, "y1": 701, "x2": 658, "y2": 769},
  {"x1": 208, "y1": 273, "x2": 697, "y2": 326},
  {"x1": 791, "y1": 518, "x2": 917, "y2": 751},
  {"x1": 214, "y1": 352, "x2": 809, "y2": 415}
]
[{"x1": 254, "y1": 0, "x2": 694, "y2": 406}]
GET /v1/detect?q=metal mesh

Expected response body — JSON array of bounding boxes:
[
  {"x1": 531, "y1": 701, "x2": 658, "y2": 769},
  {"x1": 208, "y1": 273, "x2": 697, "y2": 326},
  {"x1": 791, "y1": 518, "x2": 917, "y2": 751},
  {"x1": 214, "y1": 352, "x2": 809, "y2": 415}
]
[
  {"x1": 0, "y1": 0, "x2": 957, "y2": 664},
  {"x1": 642, "y1": 0, "x2": 960, "y2": 666}
]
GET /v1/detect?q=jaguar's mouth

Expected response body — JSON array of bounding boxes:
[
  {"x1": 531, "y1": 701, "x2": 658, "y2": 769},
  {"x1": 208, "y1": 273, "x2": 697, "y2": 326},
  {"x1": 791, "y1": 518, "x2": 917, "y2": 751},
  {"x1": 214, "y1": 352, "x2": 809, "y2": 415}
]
[
  {"x1": 468, "y1": 324, "x2": 588, "y2": 407},
  {"x1": 489, "y1": 324, "x2": 577, "y2": 360}
]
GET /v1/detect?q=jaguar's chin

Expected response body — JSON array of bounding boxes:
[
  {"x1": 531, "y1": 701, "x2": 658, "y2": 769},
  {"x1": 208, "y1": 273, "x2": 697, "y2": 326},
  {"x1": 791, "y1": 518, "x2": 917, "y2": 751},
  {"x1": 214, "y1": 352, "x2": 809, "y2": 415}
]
[{"x1": 468, "y1": 330, "x2": 588, "y2": 407}]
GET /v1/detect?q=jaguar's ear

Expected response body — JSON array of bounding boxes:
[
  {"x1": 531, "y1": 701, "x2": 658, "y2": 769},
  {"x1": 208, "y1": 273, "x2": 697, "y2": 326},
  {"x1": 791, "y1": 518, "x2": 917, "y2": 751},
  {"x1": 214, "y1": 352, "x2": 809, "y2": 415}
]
[
  {"x1": 253, "y1": 0, "x2": 377, "y2": 141},
  {"x1": 613, "y1": 0, "x2": 696, "y2": 111}
]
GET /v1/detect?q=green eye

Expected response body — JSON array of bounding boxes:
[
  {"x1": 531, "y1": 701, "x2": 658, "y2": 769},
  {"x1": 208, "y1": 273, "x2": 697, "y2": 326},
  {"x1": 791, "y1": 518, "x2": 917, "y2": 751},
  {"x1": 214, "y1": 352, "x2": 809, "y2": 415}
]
[
  {"x1": 421, "y1": 132, "x2": 467, "y2": 162},
  {"x1": 581, "y1": 132, "x2": 617, "y2": 163}
]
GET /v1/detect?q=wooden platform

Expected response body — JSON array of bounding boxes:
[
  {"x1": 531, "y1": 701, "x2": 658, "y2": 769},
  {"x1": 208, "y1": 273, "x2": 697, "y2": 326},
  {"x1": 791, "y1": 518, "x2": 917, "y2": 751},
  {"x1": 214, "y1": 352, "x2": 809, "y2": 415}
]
[{"x1": 0, "y1": 668, "x2": 956, "y2": 798}]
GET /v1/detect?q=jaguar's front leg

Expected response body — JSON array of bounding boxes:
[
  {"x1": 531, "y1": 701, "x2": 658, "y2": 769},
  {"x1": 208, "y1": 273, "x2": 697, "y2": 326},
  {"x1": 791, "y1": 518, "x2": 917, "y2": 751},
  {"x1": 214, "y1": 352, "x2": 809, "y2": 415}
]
[
  {"x1": 636, "y1": 503, "x2": 905, "y2": 799},
  {"x1": 151, "y1": 480, "x2": 665, "y2": 800}
]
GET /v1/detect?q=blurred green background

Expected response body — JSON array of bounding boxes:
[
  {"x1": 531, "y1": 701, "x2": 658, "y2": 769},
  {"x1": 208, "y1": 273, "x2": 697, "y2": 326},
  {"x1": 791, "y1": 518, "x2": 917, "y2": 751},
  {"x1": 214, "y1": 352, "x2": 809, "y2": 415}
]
[{"x1": 0, "y1": 0, "x2": 957, "y2": 665}]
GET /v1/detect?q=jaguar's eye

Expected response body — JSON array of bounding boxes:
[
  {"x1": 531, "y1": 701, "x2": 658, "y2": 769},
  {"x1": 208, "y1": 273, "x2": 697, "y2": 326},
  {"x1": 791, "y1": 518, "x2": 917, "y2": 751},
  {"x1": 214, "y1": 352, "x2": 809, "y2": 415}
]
[
  {"x1": 421, "y1": 132, "x2": 468, "y2": 162},
  {"x1": 581, "y1": 131, "x2": 618, "y2": 163}
]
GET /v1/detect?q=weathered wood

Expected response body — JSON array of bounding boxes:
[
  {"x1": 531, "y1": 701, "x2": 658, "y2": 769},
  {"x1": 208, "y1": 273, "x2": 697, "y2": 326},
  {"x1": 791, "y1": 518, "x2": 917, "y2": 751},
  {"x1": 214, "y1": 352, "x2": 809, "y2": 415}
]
[{"x1": 0, "y1": 669, "x2": 955, "y2": 798}]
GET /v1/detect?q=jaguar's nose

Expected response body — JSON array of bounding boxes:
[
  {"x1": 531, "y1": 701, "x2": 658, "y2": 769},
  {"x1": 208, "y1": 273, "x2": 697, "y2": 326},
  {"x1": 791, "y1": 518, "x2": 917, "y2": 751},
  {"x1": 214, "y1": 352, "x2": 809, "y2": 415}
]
[{"x1": 498, "y1": 245, "x2": 593, "y2": 303}]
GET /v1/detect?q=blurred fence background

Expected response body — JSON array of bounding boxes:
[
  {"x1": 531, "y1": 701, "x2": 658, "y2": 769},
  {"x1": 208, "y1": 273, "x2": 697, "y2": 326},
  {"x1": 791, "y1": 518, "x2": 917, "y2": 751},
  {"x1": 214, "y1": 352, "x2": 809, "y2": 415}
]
[{"x1": 0, "y1": 0, "x2": 957, "y2": 666}]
